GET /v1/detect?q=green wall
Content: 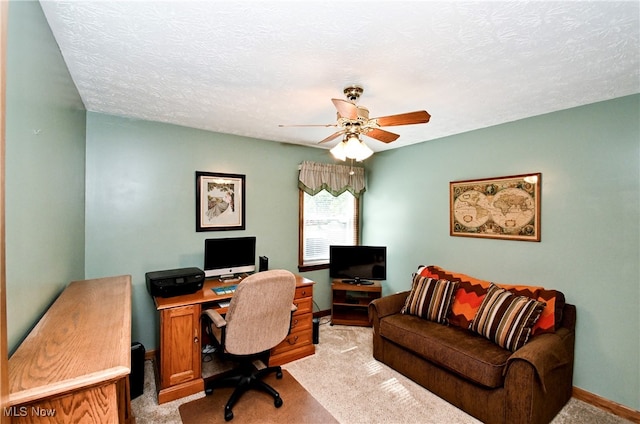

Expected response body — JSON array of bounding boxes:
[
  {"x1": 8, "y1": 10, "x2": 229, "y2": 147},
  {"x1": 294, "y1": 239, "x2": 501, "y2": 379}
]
[
  {"x1": 84, "y1": 113, "x2": 334, "y2": 350},
  {"x1": 5, "y1": 0, "x2": 86, "y2": 351},
  {"x1": 364, "y1": 94, "x2": 640, "y2": 410},
  {"x1": 5, "y1": 0, "x2": 639, "y2": 414}
]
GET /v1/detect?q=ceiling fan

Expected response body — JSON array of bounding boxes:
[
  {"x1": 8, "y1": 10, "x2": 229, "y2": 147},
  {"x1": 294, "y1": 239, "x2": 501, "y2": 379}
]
[{"x1": 280, "y1": 85, "x2": 431, "y2": 160}]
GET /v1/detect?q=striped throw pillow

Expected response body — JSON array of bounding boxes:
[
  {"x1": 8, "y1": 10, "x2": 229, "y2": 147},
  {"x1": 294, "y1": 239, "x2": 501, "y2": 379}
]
[
  {"x1": 421, "y1": 265, "x2": 563, "y2": 335},
  {"x1": 402, "y1": 276, "x2": 458, "y2": 324},
  {"x1": 469, "y1": 284, "x2": 546, "y2": 352}
]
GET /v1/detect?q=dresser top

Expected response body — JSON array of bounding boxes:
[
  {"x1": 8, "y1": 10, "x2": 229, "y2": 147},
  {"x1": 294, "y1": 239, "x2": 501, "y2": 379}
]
[{"x1": 8, "y1": 275, "x2": 132, "y2": 405}]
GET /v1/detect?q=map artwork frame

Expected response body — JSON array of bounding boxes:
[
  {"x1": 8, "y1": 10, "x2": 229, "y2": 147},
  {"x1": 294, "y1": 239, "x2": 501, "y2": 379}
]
[
  {"x1": 450, "y1": 173, "x2": 541, "y2": 242},
  {"x1": 196, "y1": 171, "x2": 246, "y2": 232}
]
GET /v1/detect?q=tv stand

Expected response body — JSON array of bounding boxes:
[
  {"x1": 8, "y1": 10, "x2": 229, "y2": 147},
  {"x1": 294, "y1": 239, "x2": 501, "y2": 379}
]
[{"x1": 331, "y1": 279, "x2": 382, "y2": 326}]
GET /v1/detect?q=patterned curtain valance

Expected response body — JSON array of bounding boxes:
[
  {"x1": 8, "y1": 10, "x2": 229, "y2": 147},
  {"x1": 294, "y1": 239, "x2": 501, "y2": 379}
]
[{"x1": 298, "y1": 161, "x2": 366, "y2": 198}]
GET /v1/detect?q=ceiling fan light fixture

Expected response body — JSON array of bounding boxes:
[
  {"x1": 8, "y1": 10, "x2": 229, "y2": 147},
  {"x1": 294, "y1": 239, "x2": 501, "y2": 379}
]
[
  {"x1": 330, "y1": 140, "x2": 347, "y2": 161},
  {"x1": 342, "y1": 134, "x2": 373, "y2": 161},
  {"x1": 354, "y1": 142, "x2": 374, "y2": 161},
  {"x1": 330, "y1": 134, "x2": 373, "y2": 162}
]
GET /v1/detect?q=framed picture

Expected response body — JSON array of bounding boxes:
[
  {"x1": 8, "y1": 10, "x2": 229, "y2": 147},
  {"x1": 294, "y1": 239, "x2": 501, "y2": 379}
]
[
  {"x1": 196, "y1": 171, "x2": 245, "y2": 231},
  {"x1": 450, "y1": 173, "x2": 541, "y2": 242}
]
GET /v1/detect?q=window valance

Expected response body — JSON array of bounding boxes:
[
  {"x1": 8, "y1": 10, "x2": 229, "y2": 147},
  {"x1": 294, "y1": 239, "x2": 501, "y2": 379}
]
[{"x1": 298, "y1": 161, "x2": 366, "y2": 198}]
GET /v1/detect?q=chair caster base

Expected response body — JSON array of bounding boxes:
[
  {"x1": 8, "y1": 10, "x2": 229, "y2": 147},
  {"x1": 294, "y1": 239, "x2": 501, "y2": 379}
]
[{"x1": 274, "y1": 396, "x2": 283, "y2": 408}]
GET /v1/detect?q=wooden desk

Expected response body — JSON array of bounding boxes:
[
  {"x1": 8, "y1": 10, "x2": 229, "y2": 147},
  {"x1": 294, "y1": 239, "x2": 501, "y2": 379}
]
[
  {"x1": 153, "y1": 274, "x2": 315, "y2": 404},
  {"x1": 8, "y1": 275, "x2": 132, "y2": 424}
]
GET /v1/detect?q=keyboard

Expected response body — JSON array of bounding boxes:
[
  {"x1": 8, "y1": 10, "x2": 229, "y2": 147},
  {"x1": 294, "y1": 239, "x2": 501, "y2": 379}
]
[{"x1": 212, "y1": 285, "x2": 237, "y2": 295}]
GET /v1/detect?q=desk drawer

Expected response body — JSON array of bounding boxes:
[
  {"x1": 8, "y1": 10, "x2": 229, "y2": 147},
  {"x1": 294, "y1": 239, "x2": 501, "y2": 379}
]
[
  {"x1": 295, "y1": 286, "x2": 312, "y2": 299},
  {"x1": 269, "y1": 343, "x2": 315, "y2": 366},
  {"x1": 290, "y1": 312, "x2": 312, "y2": 333},
  {"x1": 293, "y1": 297, "x2": 312, "y2": 316},
  {"x1": 271, "y1": 325, "x2": 313, "y2": 356}
]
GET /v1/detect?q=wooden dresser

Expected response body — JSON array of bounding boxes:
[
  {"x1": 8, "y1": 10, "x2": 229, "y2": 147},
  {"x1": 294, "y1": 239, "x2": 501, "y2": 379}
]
[{"x1": 7, "y1": 275, "x2": 133, "y2": 423}]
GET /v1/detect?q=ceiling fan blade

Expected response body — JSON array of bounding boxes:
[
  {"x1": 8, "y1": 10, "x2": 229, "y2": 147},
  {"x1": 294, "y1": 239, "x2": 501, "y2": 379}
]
[
  {"x1": 373, "y1": 110, "x2": 431, "y2": 127},
  {"x1": 318, "y1": 130, "x2": 345, "y2": 144},
  {"x1": 331, "y1": 99, "x2": 358, "y2": 119},
  {"x1": 363, "y1": 128, "x2": 400, "y2": 143},
  {"x1": 278, "y1": 123, "x2": 336, "y2": 127}
]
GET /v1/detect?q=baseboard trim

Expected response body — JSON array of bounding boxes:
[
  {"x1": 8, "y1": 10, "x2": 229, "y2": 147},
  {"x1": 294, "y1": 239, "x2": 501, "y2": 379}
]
[
  {"x1": 143, "y1": 336, "x2": 640, "y2": 422},
  {"x1": 572, "y1": 386, "x2": 640, "y2": 422},
  {"x1": 313, "y1": 309, "x2": 331, "y2": 319}
]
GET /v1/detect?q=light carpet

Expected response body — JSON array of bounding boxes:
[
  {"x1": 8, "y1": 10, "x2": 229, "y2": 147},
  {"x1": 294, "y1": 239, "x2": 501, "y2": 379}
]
[{"x1": 132, "y1": 322, "x2": 633, "y2": 423}]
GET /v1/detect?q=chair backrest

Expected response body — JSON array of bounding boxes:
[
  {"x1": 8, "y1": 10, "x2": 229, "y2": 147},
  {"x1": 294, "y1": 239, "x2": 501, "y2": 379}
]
[{"x1": 224, "y1": 269, "x2": 297, "y2": 355}]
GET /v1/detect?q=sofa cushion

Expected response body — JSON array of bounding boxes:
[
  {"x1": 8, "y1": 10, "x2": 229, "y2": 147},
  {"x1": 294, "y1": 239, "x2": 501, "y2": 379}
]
[
  {"x1": 401, "y1": 276, "x2": 458, "y2": 324},
  {"x1": 418, "y1": 266, "x2": 490, "y2": 329},
  {"x1": 420, "y1": 265, "x2": 564, "y2": 335},
  {"x1": 470, "y1": 284, "x2": 546, "y2": 352},
  {"x1": 379, "y1": 313, "x2": 512, "y2": 388},
  {"x1": 497, "y1": 284, "x2": 564, "y2": 336}
]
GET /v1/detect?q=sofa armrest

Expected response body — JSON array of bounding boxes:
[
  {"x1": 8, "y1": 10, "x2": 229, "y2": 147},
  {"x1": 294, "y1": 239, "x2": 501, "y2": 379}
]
[
  {"x1": 505, "y1": 327, "x2": 575, "y2": 392},
  {"x1": 369, "y1": 291, "x2": 410, "y2": 361},
  {"x1": 561, "y1": 303, "x2": 576, "y2": 331},
  {"x1": 504, "y1": 326, "x2": 575, "y2": 423},
  {"x1": 368, "y1": 291, "x2": 409, "y2": 323}
]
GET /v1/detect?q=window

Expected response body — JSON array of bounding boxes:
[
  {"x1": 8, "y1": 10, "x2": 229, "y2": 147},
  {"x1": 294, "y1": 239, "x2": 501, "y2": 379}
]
[
  {"x1": 298, "y1": 189, "x2": 359, "y2": 271},
  {"x1": 297, "y1": 161, "x2": 365, "y2": 271}
]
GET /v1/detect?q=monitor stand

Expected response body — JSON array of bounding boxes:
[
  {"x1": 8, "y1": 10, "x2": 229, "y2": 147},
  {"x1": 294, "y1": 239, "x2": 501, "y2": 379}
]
[{"x1": 219, "y1": 274, "x2": 241, "y2": 283}]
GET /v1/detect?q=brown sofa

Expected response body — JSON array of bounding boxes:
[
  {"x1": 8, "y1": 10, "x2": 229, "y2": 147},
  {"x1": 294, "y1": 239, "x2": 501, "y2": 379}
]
[{"x1": 368, "y1": 265, "x2": 576, "y2": 424}]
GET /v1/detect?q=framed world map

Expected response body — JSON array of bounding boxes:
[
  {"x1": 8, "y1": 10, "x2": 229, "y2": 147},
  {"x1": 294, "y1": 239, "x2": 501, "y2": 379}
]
[{"x1": 450, "y1": 173, "x2": 541, "y2": 242}]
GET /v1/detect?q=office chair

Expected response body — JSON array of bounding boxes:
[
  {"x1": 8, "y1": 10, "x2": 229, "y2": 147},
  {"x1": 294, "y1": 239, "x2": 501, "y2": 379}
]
[{"x1": 201, "y1": 269, "x2": 297, "y2": 421}]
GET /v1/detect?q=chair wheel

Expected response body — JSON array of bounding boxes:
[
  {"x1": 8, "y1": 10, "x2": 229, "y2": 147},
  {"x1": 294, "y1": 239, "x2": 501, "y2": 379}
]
[
  {"x1": 205, "y1": 387, "x2": 213, "y2": 396},
  {"x1": 224, "y1": 409, "x2": 234, "y2": 421},
  {"x1": 276, "y1": 370, "x2": 283, "y2": 379},
  {"x1": 274, "y1": 396, "x2": 283, "y2": 408}
]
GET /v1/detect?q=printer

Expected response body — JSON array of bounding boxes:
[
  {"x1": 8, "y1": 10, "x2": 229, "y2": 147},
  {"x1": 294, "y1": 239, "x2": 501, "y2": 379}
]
[{"x1": 146, "y1": 267, "x2": 205, "y2": 298}]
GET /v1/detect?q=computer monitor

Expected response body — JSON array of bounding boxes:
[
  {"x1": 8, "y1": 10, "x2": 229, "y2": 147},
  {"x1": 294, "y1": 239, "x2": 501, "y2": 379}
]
[{"x1": 203, "y1": 236, "x2": 256, "y2": 278}]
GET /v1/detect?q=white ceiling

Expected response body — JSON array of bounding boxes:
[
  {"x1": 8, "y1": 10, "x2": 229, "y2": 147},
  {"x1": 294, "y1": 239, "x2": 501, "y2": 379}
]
[{"x1": 39, "y1": 1, "x2": 639, "y2": 153}]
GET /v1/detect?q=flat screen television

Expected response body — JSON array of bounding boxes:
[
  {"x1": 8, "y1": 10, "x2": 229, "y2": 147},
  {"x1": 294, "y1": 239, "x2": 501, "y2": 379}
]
[
  {"x1": 329, "y1": 245, "x2": 387, "y2": 284},
  {"x1": 204, "y1": 236, "x2": 256, "y2": 278}
]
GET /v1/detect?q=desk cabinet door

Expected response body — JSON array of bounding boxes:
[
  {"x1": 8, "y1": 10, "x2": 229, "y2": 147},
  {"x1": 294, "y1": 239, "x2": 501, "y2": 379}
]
[{"x1": 160, "y1": 305, "x2": 201, "y2": 388}]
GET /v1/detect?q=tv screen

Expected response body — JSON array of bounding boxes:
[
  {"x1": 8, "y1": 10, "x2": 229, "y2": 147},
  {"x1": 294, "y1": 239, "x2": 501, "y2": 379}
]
[
  {"x1": 329, "y1": 245, "x2": 387, "y2": 283},
  {"x1": 204, "y1": 236, "x2": 256, "y2": 278}
]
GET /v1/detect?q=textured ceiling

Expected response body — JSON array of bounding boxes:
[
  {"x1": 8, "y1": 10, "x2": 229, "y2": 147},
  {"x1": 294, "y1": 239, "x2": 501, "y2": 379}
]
[{"x1": 39, "y1": 1, "x2": 639, "y2": 153}]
